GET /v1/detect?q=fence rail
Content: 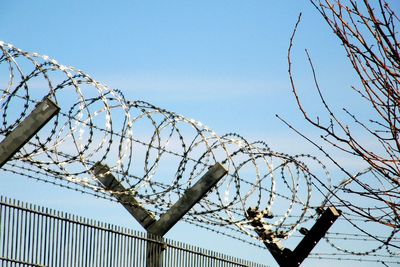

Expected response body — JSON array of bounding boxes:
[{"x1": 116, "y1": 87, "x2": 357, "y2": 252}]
[{"x1": 0, "y1": 196, "x2": 268, "y2": 267}]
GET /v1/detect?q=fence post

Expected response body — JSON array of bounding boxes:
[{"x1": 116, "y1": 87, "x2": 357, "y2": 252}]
[
  {"x1": 92, "y1": 163, "x2": 157, "y2": 229},
  {"x1": 0, "y1": 98, "x2": 59, "y2": 168},
  {"x1": 146, "y1": 163, "x2": 227, "y2": 236},
  {"x1": 93, "y1": 162, "x2": 228, "y2": 267},
  {"x1": 248, "y1": 206, "x2": 341, "y2": 266}
]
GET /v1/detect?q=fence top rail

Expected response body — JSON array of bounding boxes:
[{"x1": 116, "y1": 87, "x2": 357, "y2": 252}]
[{"x1": 0, "y1": 195, "x2": 269, "y2": 267}]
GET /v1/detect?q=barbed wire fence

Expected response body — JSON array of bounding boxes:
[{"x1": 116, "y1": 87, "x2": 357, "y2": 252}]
[{"x1": 0, "y1": 41, "x2": 398, "y2": 265}]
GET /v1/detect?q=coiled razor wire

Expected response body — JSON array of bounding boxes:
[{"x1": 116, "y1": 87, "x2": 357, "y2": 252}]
[{"x1": 0, "y1": 41, "x2": 399, "y2": 263}]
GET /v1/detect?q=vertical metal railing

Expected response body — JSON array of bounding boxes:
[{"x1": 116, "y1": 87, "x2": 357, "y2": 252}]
[{"x1": 0, "y1": 196, "x2": 268, "y2": 267}]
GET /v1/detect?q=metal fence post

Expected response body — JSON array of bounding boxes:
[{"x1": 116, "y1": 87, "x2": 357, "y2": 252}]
[
  {"x1": 93, "y1": 162, "x2": 227, "y2": 267},
  {"x1": 249, "y1": 206, "x2": 341, "y2": 267},
  {"x1": 0, "y1": 98, "x2": 60, "y2": 169}
]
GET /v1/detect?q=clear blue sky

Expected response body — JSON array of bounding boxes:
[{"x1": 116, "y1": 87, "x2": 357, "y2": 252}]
[{"x1": 1, "y1": 1, "x2": 397, "y2": 266}]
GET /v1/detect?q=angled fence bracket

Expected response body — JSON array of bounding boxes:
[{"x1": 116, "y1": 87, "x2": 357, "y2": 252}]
[
  {"x1": 0, "y1": 98, "x2": 60, "y2": 169},
  {"x1": 249, "y1": 206, "x2": 341, "y2": 267},
  {"x1": 93, "y1": 162, "x2": 228, "y2": 267},
  {"x1": 92, "y1": 163, "x2": 157, "y2": 229},
  {"x1": 146, "y1": 163, "x2": 228, "y2": 236}
]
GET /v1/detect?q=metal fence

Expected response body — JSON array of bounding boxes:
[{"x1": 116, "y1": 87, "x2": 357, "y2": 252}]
[{"x1": 0, "y1": 196, "x2": 268, "y2": 267}]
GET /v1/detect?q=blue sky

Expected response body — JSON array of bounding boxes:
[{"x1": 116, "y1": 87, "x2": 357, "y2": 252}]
[{"x1": 1, "y1": 1, "x2": 397, "y2": 266}]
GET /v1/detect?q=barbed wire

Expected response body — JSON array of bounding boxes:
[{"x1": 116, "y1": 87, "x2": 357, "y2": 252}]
[{"x1": 0, "y1": 41, "x2": 399, "y2": 263}]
